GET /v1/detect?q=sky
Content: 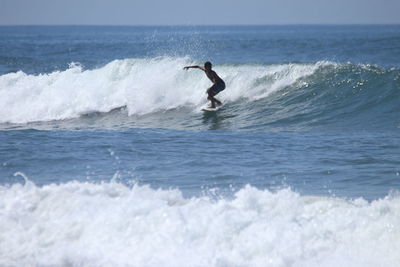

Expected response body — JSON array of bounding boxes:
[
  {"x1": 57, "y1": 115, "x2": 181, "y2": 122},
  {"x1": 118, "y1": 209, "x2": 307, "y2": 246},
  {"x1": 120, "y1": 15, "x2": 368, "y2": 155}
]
[{"x1": 1, "y1": 0, "x2": 400, "y2": 25}]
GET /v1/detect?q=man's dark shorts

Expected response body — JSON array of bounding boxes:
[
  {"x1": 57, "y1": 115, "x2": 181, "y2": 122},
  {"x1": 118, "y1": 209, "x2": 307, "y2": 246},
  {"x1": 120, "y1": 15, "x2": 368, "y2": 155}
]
[{"x1": 207, "y1": 81, "x2": 226, "y2": 97}]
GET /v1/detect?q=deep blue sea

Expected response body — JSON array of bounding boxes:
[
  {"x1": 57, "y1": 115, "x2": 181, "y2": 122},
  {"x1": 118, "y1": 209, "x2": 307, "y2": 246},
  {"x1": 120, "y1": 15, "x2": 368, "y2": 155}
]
[{"x1": 0, "y1": 25, "x2": 400, "y2": 266}]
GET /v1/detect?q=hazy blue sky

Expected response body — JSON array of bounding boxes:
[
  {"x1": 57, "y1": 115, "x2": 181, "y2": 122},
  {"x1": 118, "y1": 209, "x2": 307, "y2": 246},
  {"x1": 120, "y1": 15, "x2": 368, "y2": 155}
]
[{"x1": 1, "y1": 0, "x2": 399, "y2": 25}]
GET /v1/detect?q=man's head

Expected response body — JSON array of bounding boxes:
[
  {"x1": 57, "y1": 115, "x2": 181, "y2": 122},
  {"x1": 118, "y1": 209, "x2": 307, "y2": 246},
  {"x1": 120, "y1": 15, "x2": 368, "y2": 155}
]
[{"x1": 204, "y1": 61, "x2": 212, "y2": 70}]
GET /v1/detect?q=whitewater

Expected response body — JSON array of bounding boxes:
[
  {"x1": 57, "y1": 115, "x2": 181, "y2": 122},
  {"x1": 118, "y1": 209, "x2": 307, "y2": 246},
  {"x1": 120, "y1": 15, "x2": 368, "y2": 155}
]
[{"x1": 1, "y1": 178, "x2": 400, "y2": 267}]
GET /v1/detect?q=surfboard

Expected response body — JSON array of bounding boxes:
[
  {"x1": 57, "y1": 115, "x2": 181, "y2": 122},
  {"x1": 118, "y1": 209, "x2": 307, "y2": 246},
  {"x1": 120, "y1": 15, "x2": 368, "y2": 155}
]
[{"x1": 201, "y1": 105, "x2": 222, "y2": 112}]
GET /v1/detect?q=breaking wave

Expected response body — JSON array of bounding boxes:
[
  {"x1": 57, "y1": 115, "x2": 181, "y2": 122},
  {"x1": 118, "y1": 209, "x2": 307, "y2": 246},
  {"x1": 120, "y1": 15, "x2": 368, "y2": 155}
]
[{"x1": 0, "y1": 57, "x2": 398, "y2": 130}]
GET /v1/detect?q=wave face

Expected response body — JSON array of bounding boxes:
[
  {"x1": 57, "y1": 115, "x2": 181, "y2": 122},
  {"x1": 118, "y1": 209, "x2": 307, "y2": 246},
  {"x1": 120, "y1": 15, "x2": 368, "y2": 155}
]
[
  {"x1": 0, "y1": 57, "x2": 399, "y2": 130},
  {"x1": 1, "y1": 180, "x2": 399, "y2": 267}
]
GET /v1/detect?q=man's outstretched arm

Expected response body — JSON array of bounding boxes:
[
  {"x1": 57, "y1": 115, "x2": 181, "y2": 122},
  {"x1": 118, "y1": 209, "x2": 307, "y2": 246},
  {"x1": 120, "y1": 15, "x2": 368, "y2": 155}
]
[{"x1": 183, "y1": 65, "x2": 205, "y2": 71}]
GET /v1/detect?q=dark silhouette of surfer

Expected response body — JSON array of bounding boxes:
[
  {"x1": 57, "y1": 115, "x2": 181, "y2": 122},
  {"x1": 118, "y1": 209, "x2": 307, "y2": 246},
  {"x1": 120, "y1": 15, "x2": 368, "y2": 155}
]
[{"x1": 183, "y1": 62, "x2": 226, "y2": 108}]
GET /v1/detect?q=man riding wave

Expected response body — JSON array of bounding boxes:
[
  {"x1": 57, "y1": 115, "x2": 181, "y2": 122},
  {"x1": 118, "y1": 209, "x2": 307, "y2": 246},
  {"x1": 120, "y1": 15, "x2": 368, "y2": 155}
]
[{"x1": 183, "y1": 61, "x2": 225, "y2": 108}]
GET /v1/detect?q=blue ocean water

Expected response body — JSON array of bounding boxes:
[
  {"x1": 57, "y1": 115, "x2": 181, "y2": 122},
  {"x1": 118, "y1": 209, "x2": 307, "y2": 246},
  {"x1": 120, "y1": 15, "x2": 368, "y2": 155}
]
[{"x1": 1, "y1": 25, "x2": 400, "y2": 266}]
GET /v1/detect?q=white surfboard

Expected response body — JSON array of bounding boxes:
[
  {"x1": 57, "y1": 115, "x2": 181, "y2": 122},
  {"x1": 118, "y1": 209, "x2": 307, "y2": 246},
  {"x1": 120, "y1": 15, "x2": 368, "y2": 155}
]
[{"x1": 201, "y1": 105, "x2": 222, "y2": 112}]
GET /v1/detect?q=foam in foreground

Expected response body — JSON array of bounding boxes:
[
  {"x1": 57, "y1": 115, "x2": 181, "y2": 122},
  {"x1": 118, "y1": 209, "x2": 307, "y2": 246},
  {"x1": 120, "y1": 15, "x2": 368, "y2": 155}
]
[{"x1": 1, "y1": 179, "x2": 399, "y2": 267}]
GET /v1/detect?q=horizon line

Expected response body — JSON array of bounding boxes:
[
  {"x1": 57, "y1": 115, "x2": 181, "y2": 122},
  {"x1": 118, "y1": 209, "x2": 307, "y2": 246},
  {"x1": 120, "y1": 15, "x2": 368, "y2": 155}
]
[{"x1": 0, "y1": 23, "x2": 399, "y2": 27}]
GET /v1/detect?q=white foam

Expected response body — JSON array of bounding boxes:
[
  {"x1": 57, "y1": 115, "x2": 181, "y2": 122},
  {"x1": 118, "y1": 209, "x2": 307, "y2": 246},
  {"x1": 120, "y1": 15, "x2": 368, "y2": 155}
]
[
  {"x1": 0, "y1": 180, "x2": 399, "y2": 267},
  {"x1": 0, "y1": 57, "x2": 330, "y2": 124}
]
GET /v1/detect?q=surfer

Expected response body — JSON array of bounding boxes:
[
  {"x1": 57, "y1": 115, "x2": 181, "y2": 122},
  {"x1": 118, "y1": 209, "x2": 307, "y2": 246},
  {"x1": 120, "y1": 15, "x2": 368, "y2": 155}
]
[{"x1": 183, "y1": 61, "x2": 225, "y2": 108}]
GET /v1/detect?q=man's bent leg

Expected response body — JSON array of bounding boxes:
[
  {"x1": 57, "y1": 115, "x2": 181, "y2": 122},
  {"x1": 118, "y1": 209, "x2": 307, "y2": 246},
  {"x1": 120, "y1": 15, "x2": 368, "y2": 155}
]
[{"x1": 208, "y1": 94, "x2": 216, "y2": 108}]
